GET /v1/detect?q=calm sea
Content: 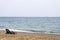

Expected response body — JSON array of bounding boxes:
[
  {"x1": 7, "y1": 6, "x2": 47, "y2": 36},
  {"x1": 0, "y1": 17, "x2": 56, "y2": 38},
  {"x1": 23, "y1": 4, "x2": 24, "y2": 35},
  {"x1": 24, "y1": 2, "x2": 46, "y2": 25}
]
[{"x1": 0, "y1": 17, "x2": 60, "y2": 34}]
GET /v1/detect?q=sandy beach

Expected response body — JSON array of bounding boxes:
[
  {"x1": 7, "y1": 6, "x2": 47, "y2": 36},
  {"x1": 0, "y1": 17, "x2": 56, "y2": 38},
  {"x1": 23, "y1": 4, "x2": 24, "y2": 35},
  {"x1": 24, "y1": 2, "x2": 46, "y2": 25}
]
[{"x1": 0, "y1": 30, "x2": 60, "y2": 40}]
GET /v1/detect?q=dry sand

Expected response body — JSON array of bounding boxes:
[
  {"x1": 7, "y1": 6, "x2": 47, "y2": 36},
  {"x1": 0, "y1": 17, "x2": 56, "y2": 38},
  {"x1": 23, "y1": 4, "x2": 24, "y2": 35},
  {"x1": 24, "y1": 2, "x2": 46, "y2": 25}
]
[{"x1": 0, "y1": 30, "x2": 60, "y2": 40}]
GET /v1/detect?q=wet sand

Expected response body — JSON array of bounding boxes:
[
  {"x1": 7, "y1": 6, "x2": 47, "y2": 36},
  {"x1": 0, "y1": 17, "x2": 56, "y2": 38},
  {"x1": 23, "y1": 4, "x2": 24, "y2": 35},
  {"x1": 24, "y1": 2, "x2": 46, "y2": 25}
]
[{"x1": 0, "y1": 30, "x2": 60, "y2": 40}]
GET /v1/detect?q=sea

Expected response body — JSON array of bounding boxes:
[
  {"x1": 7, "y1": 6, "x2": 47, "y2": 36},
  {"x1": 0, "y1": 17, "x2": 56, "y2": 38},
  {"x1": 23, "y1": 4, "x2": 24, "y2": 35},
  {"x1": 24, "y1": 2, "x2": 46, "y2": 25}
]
[{"x1": 0, "y1": 17, "x2": 60, "y2": 34}]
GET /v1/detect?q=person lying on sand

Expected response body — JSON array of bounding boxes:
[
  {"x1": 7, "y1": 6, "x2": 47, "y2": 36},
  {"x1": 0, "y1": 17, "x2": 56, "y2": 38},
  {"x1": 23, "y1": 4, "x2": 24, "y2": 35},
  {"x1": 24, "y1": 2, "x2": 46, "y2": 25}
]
[{"x1": 5, "y1": 29, "x2": 15, "y2": 34}]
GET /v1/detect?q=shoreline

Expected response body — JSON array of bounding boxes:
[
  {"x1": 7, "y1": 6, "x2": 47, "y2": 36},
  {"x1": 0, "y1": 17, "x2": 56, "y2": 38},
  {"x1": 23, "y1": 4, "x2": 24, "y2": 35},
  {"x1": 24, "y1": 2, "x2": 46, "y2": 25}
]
[
  {"x1": 0, "y1": 30, "x2": 60, "y2": 40},
  {"x1": 0, "y1": 28, "x2": 60, "y2": 35}
]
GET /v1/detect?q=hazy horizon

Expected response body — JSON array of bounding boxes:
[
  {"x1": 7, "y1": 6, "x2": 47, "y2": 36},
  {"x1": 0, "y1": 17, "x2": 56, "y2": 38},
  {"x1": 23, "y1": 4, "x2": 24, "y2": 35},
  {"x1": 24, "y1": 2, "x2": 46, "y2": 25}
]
[{"x1": 0, "y1": 0, "x2": 60, "y2": 17}]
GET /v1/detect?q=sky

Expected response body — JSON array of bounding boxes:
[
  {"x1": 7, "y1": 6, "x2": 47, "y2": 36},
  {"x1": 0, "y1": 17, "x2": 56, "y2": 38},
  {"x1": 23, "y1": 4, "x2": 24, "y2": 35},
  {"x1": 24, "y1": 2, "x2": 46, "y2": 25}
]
[{"x1": 0, "y1": 0, "x2": 60, "y2": 17}]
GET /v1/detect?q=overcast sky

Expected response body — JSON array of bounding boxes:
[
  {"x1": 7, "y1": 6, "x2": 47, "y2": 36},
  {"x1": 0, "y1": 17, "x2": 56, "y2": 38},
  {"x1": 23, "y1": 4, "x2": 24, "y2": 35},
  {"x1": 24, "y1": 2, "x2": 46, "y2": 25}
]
[{"x1": 0, "y1": 0, "x2": 60, "y2": 17}]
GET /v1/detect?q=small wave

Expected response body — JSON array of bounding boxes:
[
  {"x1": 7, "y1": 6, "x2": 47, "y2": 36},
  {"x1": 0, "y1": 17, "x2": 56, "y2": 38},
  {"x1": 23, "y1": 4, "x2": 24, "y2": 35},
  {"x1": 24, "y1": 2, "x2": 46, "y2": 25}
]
[
  {"x1": 0, "y1": 28, "x2": 60, "y2": 35},
  {"x1": 28, "y1": 30, "x2": 46, "y2": 33},
  {"x1": 26, "y1": 30, "x2": 60, "y2": 35},
  {"x1": 0, "y1": 28, "x2": 34, "y2": 33},
  {"x1": 0, "y1": 28, "x2": 5, "y2": 30},
  {"x1": 44, "y1": 31, "x2": 60, "y2": 35}
]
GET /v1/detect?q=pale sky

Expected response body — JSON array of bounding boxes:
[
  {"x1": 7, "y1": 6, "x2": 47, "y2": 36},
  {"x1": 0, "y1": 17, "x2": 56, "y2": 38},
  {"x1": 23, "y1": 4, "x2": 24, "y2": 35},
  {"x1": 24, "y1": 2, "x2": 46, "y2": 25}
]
[{"x1": 0, "y1": 0, "x2": 60, "y2": 17}]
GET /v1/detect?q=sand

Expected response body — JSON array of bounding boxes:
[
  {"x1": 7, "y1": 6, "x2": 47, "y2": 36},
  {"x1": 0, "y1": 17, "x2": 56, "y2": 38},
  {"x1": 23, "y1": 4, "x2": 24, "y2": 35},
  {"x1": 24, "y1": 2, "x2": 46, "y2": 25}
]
[{"x1": 0, "y1": 30, "x2": 60, "y2": 40}]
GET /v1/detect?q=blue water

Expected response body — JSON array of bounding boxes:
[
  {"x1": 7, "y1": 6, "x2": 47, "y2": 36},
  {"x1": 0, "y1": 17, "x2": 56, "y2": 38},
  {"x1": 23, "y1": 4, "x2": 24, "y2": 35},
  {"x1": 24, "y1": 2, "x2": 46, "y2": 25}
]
[{"x1": 0, "y1": 17, "x2": 60, "y2": 33}]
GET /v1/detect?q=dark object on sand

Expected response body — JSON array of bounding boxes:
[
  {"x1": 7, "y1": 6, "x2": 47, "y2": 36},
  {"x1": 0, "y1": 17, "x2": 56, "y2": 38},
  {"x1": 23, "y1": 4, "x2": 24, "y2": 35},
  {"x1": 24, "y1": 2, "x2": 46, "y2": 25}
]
[{"x1": 5, "y1": 29, "x2": 15, "y2": 34}]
